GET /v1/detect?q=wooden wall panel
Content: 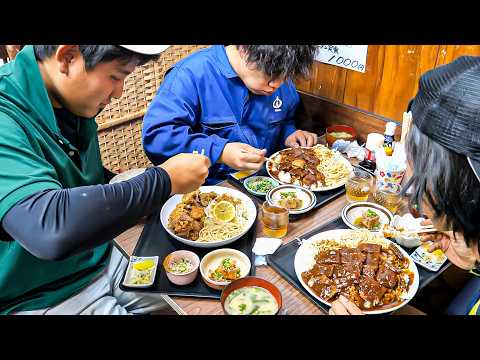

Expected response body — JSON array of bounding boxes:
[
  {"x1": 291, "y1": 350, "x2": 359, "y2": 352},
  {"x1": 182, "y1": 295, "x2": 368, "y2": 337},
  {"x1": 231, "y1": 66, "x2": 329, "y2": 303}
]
[
  {"x1": 299, "y1": 91, "x2": 402, "y2": 143},
  {"x1": 342, "y1": 45, "x2": 384, "y2": 113},
  {"x1": 296, "y1": 45, "x2": 480, "y2": 123},
  {"x1": 436, "y1": 45, "x2": 480, "y2": 66},
  {"x1": 296, "y1": 60, "x2": 347, "y2": 102},
  {"x1": 372, "y1": 45, "x2": 435, "y2": 120}
]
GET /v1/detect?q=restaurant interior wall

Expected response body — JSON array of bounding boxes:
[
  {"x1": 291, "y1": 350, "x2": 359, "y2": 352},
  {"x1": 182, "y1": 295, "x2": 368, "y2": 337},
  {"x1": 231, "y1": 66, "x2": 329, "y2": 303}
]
[{"x1": 295, "y1": 45, "x2": 480, "y2": 122}]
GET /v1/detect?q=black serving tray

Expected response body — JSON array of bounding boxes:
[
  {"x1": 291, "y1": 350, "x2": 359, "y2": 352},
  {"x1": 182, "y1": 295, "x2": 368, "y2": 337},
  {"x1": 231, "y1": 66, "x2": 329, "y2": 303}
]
[
  {"x1": 227, "y1": 165, "x2": 346, "y2": 221},
  {"x1": 119, "y1": 208, "x2": 257, "y2": 299},
  {"x1": 266, "y1": 217, "x2": 451, "y2": 312}
]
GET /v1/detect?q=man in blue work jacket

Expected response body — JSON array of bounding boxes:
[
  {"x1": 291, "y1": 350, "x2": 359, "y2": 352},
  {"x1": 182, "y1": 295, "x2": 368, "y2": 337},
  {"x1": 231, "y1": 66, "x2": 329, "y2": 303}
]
[{"x1": 142, "y1": 45, "x2": 319, "y2": 184}]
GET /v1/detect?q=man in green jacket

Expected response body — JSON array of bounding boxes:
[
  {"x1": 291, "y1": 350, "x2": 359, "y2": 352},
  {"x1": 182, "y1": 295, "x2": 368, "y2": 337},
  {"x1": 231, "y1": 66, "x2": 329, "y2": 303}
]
[{"x1": 0, "y1": 45, "x2": 210, "y2": 314}]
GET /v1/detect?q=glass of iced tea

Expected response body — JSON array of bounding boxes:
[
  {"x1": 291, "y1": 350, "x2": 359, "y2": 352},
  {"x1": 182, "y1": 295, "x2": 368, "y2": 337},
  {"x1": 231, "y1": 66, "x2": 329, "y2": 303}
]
[
  {"x1": 373, "y1": 183, "x2": 402, "y2": 214},
  {"x1": 345, "y1": 167, "x2": 374, "y2": 202},
  {"x1": 261, "y1": 201, "x2": 289, "y2": 238}
]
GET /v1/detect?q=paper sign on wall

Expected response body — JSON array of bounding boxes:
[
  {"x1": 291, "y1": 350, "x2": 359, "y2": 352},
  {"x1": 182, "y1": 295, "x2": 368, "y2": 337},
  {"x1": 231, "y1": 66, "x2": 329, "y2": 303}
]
[{"x1": 315, "y1": 45, "x2": 368, "y2": 73}]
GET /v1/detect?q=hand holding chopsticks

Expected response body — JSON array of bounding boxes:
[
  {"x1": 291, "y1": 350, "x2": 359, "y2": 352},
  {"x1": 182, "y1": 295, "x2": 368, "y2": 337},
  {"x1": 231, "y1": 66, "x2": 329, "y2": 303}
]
[
  {"x1": 159, "y1": 152, "x2": 210, "y2": 195},
  {"x1": 219, "y1": 142, "x2": 267, "y2": 171}
]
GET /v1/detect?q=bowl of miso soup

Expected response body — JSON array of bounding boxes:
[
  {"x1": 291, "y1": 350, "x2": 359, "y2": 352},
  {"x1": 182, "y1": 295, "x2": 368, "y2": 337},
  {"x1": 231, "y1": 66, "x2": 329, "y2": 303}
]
[
  {"x1": 326, "y1": 125, "x2": 357, "y2": 147},
  {"x1": 220, "y1": 276, "x2": 282, "y2": 315}
]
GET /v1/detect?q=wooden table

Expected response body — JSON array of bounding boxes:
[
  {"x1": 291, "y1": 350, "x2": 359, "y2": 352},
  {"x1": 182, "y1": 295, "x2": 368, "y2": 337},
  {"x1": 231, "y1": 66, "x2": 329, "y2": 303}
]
[{"x1": 115, "y1": 179, "x2": 426, "y2": 315}]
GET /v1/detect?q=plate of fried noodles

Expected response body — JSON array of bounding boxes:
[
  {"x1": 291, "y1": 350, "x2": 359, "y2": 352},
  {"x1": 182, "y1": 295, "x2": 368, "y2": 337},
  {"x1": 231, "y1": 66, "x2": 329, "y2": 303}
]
[{"x1": 160, "y1": 186, "x2": 257, "y2": 248}]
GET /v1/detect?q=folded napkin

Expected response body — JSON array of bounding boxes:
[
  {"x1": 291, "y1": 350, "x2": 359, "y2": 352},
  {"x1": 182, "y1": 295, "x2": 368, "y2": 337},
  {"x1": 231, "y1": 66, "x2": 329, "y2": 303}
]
[
  {"x1": 252, "y1": 237, "x2": 283, "y2": 266},
  {"x1": 252, "y1": 237, "x2": 283, "y2": 256}
]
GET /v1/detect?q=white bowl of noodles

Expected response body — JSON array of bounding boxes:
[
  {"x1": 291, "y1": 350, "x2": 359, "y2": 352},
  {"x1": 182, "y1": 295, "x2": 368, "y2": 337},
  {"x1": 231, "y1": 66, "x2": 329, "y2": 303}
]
[{"x1": 160, "y1": 186, "x2": 257, "y2": 248}]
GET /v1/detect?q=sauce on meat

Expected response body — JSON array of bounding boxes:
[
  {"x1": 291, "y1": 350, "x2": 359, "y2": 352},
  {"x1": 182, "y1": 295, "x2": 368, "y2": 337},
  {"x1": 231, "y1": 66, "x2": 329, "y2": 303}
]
[{"x1": 302, "y1": 242, "x2": 412, "y2": 311}]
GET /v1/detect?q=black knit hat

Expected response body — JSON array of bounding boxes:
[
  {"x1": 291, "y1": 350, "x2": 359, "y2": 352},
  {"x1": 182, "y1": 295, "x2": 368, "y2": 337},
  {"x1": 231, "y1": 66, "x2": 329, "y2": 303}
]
[{"x1": 410, "y1": 55, "x2": 480, "y2": 183}]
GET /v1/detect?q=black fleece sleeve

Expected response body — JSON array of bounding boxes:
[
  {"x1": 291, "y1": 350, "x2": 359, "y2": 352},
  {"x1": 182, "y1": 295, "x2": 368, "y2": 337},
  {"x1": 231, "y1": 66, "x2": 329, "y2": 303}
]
[{"x1": 1, "y1": 167, "x2": 171, "y2": 261}]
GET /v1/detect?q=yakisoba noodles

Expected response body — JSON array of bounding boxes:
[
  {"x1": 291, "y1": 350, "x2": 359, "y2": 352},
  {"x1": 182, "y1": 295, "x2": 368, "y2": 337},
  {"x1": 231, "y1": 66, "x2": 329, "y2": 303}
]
[
  {"x1": 168, "y1": 189, "x2": 249, "y2": 242},
  {"x1": 198, "y1": 222, "x2": 244, "y2": 242},
  {"x1": 198, "y1": 201, "x2": 248, "y2": 242},
  {"x1": 310, "y1": 229, "x2": 388, "y2": 253},
  {"x1": 313, "y1": 145, "x2": 351, "y2": 187}
]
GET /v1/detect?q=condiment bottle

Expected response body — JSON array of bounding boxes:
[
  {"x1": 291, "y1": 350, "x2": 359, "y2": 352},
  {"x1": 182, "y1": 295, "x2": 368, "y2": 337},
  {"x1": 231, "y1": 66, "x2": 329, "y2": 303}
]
[
  {"x1": 359, "y1": 133, "x2": 383, "y2": 172},
  {"x1": 383, "y1": 122, "x2": 397, "y2": 156}
]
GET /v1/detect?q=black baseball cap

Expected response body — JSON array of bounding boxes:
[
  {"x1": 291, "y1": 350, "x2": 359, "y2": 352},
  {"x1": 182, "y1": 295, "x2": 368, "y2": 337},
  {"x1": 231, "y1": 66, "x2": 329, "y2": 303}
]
[{"x1": 410, "y1": 55, "x2": 480, "y2": 183}]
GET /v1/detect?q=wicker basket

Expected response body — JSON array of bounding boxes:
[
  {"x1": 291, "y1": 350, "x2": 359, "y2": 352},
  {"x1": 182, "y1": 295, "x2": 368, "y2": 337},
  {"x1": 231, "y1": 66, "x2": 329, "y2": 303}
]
[{"x1": 96, "y1": 45, "x2": 210, "y2": 172}]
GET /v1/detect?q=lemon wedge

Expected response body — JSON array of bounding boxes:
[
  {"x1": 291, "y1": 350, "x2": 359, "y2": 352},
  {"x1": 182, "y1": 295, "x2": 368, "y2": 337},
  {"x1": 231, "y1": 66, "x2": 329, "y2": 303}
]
[
  {"x1": 133, "y1": 259, "x2": 155, "y2": 271},
  {"x1": 213, "y1": 201, "x2": 236, "y2": 222},
  {"x1": 431, "y1": 249, "x2": 444, "y2": 257}
]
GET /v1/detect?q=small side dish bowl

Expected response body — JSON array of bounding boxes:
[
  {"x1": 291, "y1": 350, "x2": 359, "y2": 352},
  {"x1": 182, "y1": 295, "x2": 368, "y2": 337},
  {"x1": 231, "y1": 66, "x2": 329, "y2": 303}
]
[
  {"x1": 326, "y1": 125, "x2": 357, "y2": 147},
  {"x1": 199, "y1": 248, "x2": 251, "y2": 290},
  {"x1": 220, "y1": 276, "x2": 282, "y2": 315},
  {"x1": 243, "y1": 176, "x2": 279, "y2": 197},
  {"x1": 341, "y1": 201, "x2": 393, "y2": 232},
  {"x1": 163, "y1": 250, "x2": 200, "y2": 286},
  {"x1": 266, "y1": 184, "x2": 316, "y2": 215},
  {"x1": 389, "y1": 214, "x2": 424, "y2": 248}
]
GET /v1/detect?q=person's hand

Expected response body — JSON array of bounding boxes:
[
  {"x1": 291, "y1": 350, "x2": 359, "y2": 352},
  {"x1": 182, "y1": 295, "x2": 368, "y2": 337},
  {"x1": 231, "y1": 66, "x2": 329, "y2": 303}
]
[
  {"x1": 219, "y1": 142, "x2": 267, "y2": 171},
  {"x1": 159, "y1": 153, "x2": 210, "y2": 194},
  {"x1": 328, "y1": 295, "x2": 364, "y2": 315},
  {"x1": 421, "y1": 230, "x2": 477, "y2": 270},
  {"x1": 285, "y1": 130, "x2": 318, "y2": 148}
]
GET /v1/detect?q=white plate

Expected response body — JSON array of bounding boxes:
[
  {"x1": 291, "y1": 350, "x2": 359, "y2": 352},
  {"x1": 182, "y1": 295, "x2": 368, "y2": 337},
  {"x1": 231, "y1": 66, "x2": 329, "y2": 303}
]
[
  {"x1": 266, "y1": 185, "x2": 316, "y2": 215},
  {"x1": 122, "y1": 256, "x2": 159, "y2": 288},
  {"x1": 342, "y1": 202, "x2": 393, "y2": 232},
  {"x1": 294, "y1": 229, "x2": 420, "y2": 315},
  {"x1": 410, "y1": 245, "x2": 448, "y2": 272},
  {"x1": 266, "y1": 147, "x2": 353, "y2": 192},
  {"x1": 160, "y1": 186, "x2": 257, "y2": 248},
  {"x1": 109, "y1": 168, "x2": 146, "y2": 184}
]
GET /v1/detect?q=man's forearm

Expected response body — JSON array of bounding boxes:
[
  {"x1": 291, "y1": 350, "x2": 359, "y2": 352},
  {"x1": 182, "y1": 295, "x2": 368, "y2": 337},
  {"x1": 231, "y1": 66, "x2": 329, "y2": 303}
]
[{"x1": 2, "y1": 167, "x2": 171, "y2": 261}]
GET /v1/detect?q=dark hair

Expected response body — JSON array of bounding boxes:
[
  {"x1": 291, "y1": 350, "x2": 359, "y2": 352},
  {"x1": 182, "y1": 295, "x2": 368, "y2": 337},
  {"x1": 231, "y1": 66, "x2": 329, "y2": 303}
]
[
  {"x1": 33, "y1": 45, "x2": 158, "y2": 69},
  {"x1": 237, "y1": 45, "x2": 317, "y2": 80},
  {"x1": 405, "y1": 123, "x2": 480, "y2": 248}
]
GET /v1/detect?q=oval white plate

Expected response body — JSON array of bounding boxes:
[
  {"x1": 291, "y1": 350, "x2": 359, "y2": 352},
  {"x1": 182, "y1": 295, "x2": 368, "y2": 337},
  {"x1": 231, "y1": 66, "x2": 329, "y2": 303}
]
[
  {"x1": 342, "y1": 202, "x2": 393, "y2": 232},
  {"x1": 266, "y1": 147, "x2": 353, "y2": 192},
  {"x1": 109, "y1": 168, "x2": 147, "y2": 184},
  {"x1": 160, "y1": 186, "x2": 257, "y2": 248},
  {"x1": 266, "y1": 185, "x2": 316, "y2": 215},
  {"x1": 294, "y1": 229, "x2": 420, "y2": 315}
]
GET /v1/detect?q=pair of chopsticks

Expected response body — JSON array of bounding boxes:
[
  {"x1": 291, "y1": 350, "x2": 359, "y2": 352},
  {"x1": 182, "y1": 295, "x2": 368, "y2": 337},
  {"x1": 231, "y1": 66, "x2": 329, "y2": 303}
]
[{"x1": 403, "y1": 224, "x2": 438, "y2": 235}]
